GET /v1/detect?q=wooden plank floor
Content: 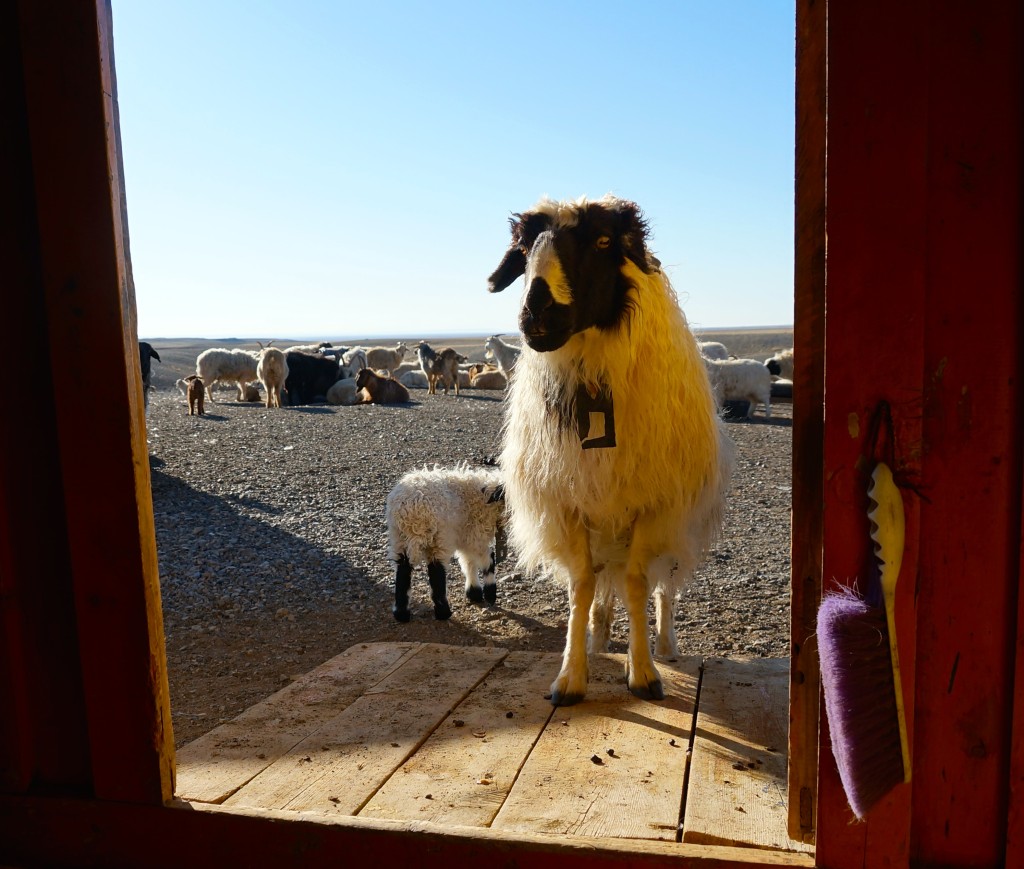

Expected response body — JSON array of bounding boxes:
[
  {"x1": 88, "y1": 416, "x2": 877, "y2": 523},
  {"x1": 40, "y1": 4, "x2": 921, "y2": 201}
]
[{"x1": 176, "y1": 642, "x2": 812, "y2": 858}]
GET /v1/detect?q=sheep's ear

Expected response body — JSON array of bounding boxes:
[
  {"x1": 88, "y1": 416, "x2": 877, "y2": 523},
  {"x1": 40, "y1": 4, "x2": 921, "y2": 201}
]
[
  {"x1": 614, "y1": 200, "x2": 655, "y2": 272},
  {"x1": 487, "y1": 247, "x2": 526, "y2": 293},
  {"x1": 487, "y1": 483, "x2": 506, "y2": 504}
]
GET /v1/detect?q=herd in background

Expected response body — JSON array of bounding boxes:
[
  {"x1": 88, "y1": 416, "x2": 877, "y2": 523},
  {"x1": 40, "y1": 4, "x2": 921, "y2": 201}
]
[
  {"x1": 140, "y1": 333, "x2": 792, "y2": 420},
  {"x1": 155, "y1": 337, "x2": 523, "y2": 413}
]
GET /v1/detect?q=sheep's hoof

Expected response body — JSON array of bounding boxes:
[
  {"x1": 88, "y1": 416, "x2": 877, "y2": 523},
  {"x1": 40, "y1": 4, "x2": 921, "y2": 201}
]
[
  {"x1": 549, "y1": 670, "x2": 588, "y2": 706},
  {"x1": 433, "y1": 601, "x2": 453, "y2": 620},
  {"x1": 466, "y1": 586, "x2": 484, "y2": 604},
  {"x1": 483, "y1": 583, "x2": 497, "y2": 605},
  {"x1": 392, "y1": 607, "x2": 411, "y2": 623},
  {"x1": 624, "y1": 661, "x2": 665, "y2": 701}
]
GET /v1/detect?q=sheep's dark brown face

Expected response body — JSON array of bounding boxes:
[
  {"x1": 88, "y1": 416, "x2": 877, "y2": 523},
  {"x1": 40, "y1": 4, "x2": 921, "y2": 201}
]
[
  {"x1": 355, "y1": 368, "x2": 372, "y2": 388},
  {"x1": 487, "y1": 198, "x2": 654, "y2": 352}
]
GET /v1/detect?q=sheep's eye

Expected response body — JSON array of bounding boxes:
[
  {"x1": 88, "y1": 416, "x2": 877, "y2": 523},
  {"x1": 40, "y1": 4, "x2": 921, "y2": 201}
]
[{"x1": 595, "y1": 236, "x2": 611, "y2": 250}]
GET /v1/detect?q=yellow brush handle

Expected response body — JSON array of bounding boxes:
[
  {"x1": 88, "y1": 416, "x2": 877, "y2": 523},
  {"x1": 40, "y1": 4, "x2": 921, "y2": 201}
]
[{"x1": 867, "y1": 462, "x2": 911, "y2": 783}]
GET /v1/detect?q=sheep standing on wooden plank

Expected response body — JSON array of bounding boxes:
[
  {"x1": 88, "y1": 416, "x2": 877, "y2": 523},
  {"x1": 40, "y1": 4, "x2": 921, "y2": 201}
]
[
  {"x1": 487, "y1": 195, "x2": 733, "y2": 705},
  {"x1": 704, "y1": 357, "x2": 773, "y2": 419},
  {"x1": 195, "y1": 348, "x2": 259, "y2": 402},
  {"x1": 255, "y1": 344, "x2": 289, "y2": 409},
  {"x1": 385, "y1": 464, "x2": 505, "y2": 622}
]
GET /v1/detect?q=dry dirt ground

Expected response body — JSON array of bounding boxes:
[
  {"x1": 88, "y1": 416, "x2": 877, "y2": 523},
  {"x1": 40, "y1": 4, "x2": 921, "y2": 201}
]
[{"x1": 143, "y1": 330, "x2": 794, "y2": 747}]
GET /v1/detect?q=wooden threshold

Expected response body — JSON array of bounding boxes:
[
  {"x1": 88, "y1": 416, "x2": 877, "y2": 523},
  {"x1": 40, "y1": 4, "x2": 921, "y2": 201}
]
[{"x1": 176, "y1": 642, "x2": 812, "y2": 860}]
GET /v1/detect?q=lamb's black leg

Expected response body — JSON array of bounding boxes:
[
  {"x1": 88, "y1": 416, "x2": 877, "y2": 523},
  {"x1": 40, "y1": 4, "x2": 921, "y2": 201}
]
[
  {"x1": 483, "y1": 549, "x2": 497, "y2": 606},
  {"x1": 393, "y1": 554, "x2": 412, "y2": 622},
  {"x1": 427, "y1": 559, "x2": 452, "y2": 620}
]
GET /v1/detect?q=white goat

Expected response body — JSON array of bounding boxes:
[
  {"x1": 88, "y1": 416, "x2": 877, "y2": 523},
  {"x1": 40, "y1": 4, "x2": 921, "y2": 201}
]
[
  {"x1": 698, "y1": 340, "x2": 730, "y2": 361},
  {"x1": 195, "y1": 348, "x2": 259, "y2": 402},
  {"x1": 483, "y1": 334, "x2": 521, "y2": 377},
  {"x1": 365, "y1": 342, "x2": 409, "y2": 372},
  {"x1": 386, "y1": 464, "x2": 505, "y2": 621},
  {"x1": 704, "y1": 357, "x2": 773, "y2": 418},
  {"x1": 487, "y1": 195, "x2": 733, "y2": 705},
  {"x1": 256, "y1": 345, "x2": 289, "y2": 409},
  {"x1": 765, "y1": 347, "x2": 795, "y2": 380},
  {"x1": 325, "y1": 378, "x2": 360, "y2": 406},
  {"x1": 340, "y1": 348, "x2": 368, "y2": 379}
]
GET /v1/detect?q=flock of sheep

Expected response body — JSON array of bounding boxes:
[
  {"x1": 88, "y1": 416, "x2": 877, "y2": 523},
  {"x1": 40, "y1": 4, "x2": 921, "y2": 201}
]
[
  {"x1": 164, "y1": 336, "x2": 524, "y2": 414},
  {"x1": 140, "y1": 195, "x2": 793, "y2": 708}
]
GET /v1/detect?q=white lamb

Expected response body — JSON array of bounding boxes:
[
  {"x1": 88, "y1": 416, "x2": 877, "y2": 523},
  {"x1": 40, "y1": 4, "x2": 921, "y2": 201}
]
[
  {"x1": 704, "y1": 357, "x2": 773, "y2": 418},
  {"x1": 487, "y1": 195, "x2": 733, "y2": 705},
  {"x1": 256, "y1": 344, "x2": 289, "y2": 409},
  {"x1": 386, "y1": 464, "x2": 505, "y2": 622},
  {"x1": 483, "y1": 334, "x2": 521, "y2": 377},
  {"x1": 698, "y1": 340, "x2": 730, "y2": 361},
  {"x1": 365, "y1": 342, "x2": 409, "y2": 372},
  {"x1": 765, "y1": 347, "x2": 795, "y2": 381},
  {"x1": 195, "y1": 348, "x2": 259, "y2": 402}
]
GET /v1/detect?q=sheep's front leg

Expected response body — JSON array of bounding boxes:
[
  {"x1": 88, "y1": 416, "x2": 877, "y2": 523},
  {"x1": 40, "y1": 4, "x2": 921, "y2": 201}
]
[
  {"x1": 427, "y1": 559, "x2": 452, "y2": 620},
  {"x1": 482, "y1": 548, "x2": 497, "y2": 605},
  {"x1": 392, "y1": 554, "x2": 412, "y2": 622},
  {"x1": 550, "y1": 521, "x2": 595, "y2": 706},
  {"x1": 623, "y1": 519, "x2": 663, "y2": 700}
]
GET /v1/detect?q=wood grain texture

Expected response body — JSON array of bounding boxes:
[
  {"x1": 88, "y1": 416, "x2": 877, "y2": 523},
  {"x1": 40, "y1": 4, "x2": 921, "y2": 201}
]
[
  {"x1": 223, "y1": 644, "x2": 507, "y2": 813},
  {"x1": 177, "y1": 642, "x2": 421, "y2": 803},
  {"x1": 491, "y1": 653, "x2": 700, "y2": 842},
  {"x1": 684, "y1": 659, "x2": 811, "y2": 854},
  {"x1": 359, "y1": 651, "x2": 559, "y2": 826}
]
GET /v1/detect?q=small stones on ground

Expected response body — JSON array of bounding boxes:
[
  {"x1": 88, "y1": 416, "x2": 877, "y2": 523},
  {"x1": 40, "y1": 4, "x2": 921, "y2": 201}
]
[{"x1": 590, "y1": 754, "x2": 604, "y2": 765}]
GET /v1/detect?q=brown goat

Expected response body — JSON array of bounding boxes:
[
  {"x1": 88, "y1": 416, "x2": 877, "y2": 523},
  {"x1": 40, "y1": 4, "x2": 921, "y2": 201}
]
[
  {"x1": 355, "y1": 368, "x2": 411, "y2": 405},
  {"x1": 184, "y1": 375, "x2": 205, "y2": 416},
  {"x1": 416, "y1": 341, "x2": 468, "y2": 395}
]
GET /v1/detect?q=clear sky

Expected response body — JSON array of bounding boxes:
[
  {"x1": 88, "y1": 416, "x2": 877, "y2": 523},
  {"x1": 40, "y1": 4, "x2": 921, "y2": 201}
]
[{"x1": 112, "y1": 2, "x2": 795, "y2": 341}]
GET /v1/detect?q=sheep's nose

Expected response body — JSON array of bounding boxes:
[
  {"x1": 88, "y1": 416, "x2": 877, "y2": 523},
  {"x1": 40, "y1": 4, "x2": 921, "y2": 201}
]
[{"x1": 524, "y1": 278, "x2": 554, "y2": 318}]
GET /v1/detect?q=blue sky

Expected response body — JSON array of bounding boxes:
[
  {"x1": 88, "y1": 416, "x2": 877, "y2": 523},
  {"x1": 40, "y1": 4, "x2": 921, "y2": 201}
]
[{"x1": 113, "y1": 2, "x2": 795, "y2": 340}]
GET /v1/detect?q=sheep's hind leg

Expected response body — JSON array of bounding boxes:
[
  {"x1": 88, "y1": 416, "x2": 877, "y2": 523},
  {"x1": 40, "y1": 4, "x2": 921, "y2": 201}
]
[
  {"x1": 482, "y1": 549, "x2": 497, "y2": 605},
  {"x1": 461, "y1": 552, "x2": 484, "y2": 604},
  {"x1": 623, "y1": 524, "x2": 664, "y2": 699},
  {"x1": 392, "y1": 554, "x2": 413, "y2": 622},
  {"x1": 654, "y1": 586, "x2": 680, "y2": 658},
  {"x1": 588, "y1": 574, "x2": 615, "y2": 653},
  {"x1": 427, "y1": 559, "x2": 452, "y2": 620},
  {"x1": 550, "y1": 521, "x2": 595, "y2": 706}
]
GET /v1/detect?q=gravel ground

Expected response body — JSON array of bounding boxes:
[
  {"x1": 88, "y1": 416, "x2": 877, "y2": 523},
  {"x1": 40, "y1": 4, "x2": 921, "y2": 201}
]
[{"x1": 144, "y1": 338, "x2": 793, "y2": 747}]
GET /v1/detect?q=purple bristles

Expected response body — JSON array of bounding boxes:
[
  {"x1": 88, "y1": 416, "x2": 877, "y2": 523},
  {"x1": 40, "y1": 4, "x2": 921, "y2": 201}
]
[{"x1": 817, "y1": 589, "x2": 905, "y2": 820}]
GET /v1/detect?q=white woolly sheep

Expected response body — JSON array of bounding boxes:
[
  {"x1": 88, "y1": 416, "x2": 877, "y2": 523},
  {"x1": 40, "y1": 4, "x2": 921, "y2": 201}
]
[
  {"x1": 256, "y1": 344, "x2": 289, "y2": 408},
  {"x1": 398, "y1": 369, "x2": 430, "y2": 390},
  {"x1": 365, "y1": 342, "x2": 409, "y2": 372},
  {"x1": 698, "y1": 340, "x2": 730, "y2": 361},
  {"x1": 326, "y1": 377, "x2": 360, "y2": 406},
  {"x1": 386, "y1": 464, "x2": 505, "y2": 621},
  {"x1": 704, "y1": 357, "x2": 773, "y2": 419},
  {"x1": 483, "y1": 334, "x2": 521, "y2": 377},
  {"x1": 195, "y1": 348, "x2": 259, "y2": 402},
  {"x1": 765, "y1": 347, "x2": 794, "y2": 380},
  {"x1": 282, "y1": 342, "x2": 333, "y2": 355},
  {"x1": 487, "y1": 195, "x2": 734, "y2": 705}
]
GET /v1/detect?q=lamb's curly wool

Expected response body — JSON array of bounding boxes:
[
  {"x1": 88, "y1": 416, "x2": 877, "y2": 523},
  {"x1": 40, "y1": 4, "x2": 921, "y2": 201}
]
[
  {"x1": 490, "y1": 195, "x2": 733, "y2": 705},
  {"x1": 385, "y1": 464, "x2": 504, "y2": 621}
]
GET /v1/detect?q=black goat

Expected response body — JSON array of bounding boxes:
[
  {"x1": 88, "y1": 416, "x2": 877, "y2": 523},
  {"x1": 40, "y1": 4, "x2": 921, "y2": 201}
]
[
  {"x1": 139, "y1": 341, "x2": 161, "y2": 409},
  {"x1": 283, "y1": 351, "x2": 340, "y2": 405}
]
